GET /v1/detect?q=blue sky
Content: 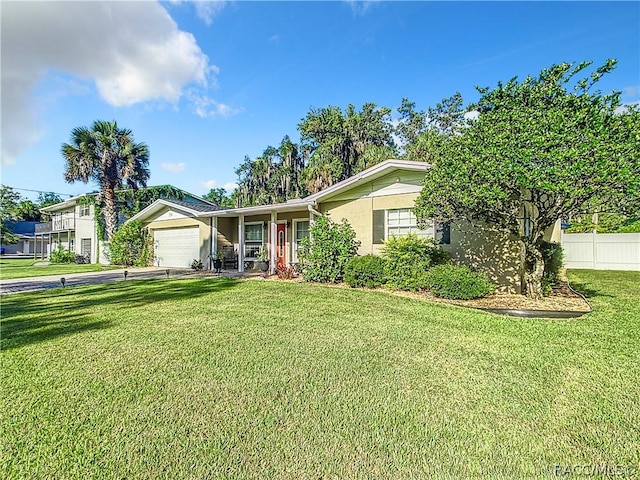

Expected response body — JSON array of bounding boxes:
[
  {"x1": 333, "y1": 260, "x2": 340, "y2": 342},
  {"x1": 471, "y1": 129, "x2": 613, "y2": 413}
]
[{"x1": 2, "y1": 1, "x2": 639, "y2": 201}]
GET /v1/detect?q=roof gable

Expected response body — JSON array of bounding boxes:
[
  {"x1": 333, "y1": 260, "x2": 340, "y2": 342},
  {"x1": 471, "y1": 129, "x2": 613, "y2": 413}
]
[{"x1": 307, "y1": 159, "x2": 429, "y2": 203}]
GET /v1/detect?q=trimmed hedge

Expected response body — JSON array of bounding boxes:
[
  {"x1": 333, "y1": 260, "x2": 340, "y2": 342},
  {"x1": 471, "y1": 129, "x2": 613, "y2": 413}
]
[
  {"x1": 344, "y1": 255, "x2": 388, "y2": 288},
  {"x1": 425, "y1": 264, "x2": 495, "y2": 300}
]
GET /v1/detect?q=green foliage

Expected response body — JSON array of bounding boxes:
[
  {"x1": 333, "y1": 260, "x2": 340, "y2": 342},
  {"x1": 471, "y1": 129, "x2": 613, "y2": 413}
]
[
  {"x1": 37, "y1": 192, "x2": 63, "y2": 208},
  {"x1": 344, "y1": 255, "x2": 388, "y2": 288},
  {"x1": 300, "y1": 103, "x2": 396, "y2": 193},
  {"x1": 256, "y1": 246, "x2": 269, "y2": 262},
  {"x1": 117, "y1": 185, "x2": 185, "y2": 219},
  {"x1": 202, "y1": 188, "x2": 234, "y2": 207},
  {"x1": 49, "y1": 244, "x2": 76, "y2": 264},
  {"x1": 396, "y1": 94, "x2": 466, "y2": 160},
  {"x1": 566, "y1": 213, "x2": 640, "y2": 233},
  {"x1": 425, "y1": 264, "x2": 495, "y2": 300},
  {"x1": 191, "y1": 259, "x2": 204, "y2": 270},
  {"x1": 235, "y1": 136, "x2": 306, "y2": 207},
  {"x1": 541, "y1": 241, "x2": 564, "y2": 285},
  {"x1": 617, "y1": 220, "x2": 640, "y2": 233},
  {"x1": 381, "y1": 234, "x2": 450, "y2": 291},
  {"x1": 107, "y1": 221, "x2": 152, "y2": 267},
  {"x1": 298, "y1": 215, "x2": 360, "y2": 283},
  {"x1": 414, "y1": 60, "x2": 640, "y2": 298},
  {"x1": 62, "y1": 120, "x2": 150, "y2": 241}
]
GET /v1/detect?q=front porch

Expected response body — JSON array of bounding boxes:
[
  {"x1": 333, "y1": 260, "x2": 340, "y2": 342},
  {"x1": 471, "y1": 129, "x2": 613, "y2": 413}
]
[{"x1": 208, "y1": 204, "x2": 317, "y2": 275}]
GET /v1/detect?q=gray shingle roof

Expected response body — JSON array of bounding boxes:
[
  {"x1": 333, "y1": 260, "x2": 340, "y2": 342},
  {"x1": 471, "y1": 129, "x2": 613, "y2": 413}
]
[{"x1": 169, "y1": 199, "x2": 224, "y2": 212}]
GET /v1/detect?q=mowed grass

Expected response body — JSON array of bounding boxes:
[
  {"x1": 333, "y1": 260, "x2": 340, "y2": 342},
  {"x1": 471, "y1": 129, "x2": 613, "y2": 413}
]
[
  {"x1": 0, "y1": 257, "x2": 116, "y2": 280},
  {"x1": 1, "y1": 271, "x2": 638, "y2": 479}
]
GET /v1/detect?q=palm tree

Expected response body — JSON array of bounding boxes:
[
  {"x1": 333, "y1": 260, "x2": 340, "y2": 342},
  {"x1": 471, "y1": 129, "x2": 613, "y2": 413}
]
[{"x1": 61, "y1": 120, "x2": 150, "y2": 241}]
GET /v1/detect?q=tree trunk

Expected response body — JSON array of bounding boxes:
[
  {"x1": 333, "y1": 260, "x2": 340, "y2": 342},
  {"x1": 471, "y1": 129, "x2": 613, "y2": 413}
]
[
  {"x1": 523, "y1": 242, "x2": 545, "y2": 300},
  {"x1": 102, "y1": 186, "x2": 118, "y2": 242}
]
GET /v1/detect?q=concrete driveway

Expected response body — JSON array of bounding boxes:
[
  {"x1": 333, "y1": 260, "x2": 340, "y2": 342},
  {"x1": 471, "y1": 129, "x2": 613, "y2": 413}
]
[{"x1": 0, "y1": 267, "x2": 196, "y2": 295}]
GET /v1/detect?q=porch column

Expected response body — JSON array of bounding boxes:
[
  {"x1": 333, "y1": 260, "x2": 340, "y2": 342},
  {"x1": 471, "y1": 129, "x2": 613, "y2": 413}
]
[
  {"x1": 270, "y1": 211, "x2": 277, "y2": 274},
  {"x1": 210, "y1": 216, "x2": 218, "y2": 270},
  {"x1": 238, "y1": 214, "x2": 245, "y2": 273}
]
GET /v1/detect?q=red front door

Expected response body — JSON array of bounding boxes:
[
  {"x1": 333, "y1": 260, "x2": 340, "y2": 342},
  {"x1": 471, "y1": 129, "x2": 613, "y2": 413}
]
[{"x1": 276, "y1": 223, "x2": 286, "y2": 269}]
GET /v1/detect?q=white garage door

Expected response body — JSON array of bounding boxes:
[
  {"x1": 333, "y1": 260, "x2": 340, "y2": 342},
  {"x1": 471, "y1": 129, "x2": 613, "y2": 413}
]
[{"x1": 154, "y1": 227, "x2": 200, "y2": 268}]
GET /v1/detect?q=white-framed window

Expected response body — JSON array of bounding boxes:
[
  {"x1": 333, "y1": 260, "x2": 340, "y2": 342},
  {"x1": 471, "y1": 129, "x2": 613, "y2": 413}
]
[
  {"x1": 244, "y1": 222, "x2": 263, "y2": 259},
  {"x1": 386, "y1": 208, "x2": 433, "y2": 239},
  {"x1": 79, "y1": 204, "x2": 90, "y2": 217},
  {"x1": 373, "y1": 208, "x2": 441, "y2": 244},
  {"x1": 292, "y1": 219, "x2": 310, "y2": 262}
]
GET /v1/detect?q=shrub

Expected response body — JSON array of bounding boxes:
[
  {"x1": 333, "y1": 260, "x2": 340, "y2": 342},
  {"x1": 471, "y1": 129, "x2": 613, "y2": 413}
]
[
  {"x1": 191, "y1": 259, "x2": 204, "y2": 270},
  {"x1": 298, "y1": 215, "x2": 360, "y2": 283},
  {"x1": 382, "y1": 234, "x2": 450, "y2": 291},
  {"x1": 617, "y1": 219, "x2": 640, "y2": 233},
  {"x1": 49, "y1": 244, "x2": 76, "y2": 264},
  {"x1": 276, "y1": 265, "x2": 294, "y2": 280},
  {"x1": 425, "y1": 264, "x2": 495, "y2": 300},
  {"x1": 344, "y1": 255, "x2": 388, "y2": 288},
  {"x1": 540, "y1": 241, "x2": 564, "y2": 294},
  {"x1": 107, "y1": 221, "x2": 153, "y2": 266}
]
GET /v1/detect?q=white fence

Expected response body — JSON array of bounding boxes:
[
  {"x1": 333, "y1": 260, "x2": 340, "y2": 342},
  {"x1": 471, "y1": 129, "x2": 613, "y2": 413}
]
[{"x1": 562, "y1": 232, "x2": 640, "y2": 271}]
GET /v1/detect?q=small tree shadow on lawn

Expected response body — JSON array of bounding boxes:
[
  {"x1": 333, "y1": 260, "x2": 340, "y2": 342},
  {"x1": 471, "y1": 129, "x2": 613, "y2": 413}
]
[
  {"x1": 1, "y1": 277, "x2": 241, "y2": 351},
  {"x1": 567, "y1": 281, "x2": 613, "y2": 300}
]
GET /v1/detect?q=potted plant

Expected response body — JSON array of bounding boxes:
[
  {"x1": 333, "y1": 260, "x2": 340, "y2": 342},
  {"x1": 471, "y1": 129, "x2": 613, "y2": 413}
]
[
  {"x1": 257, "y1": 246, "x2": 270, "y2": 272},
  {"x1": 212, "y1": 250, "x2": 224, "y2": 273}
]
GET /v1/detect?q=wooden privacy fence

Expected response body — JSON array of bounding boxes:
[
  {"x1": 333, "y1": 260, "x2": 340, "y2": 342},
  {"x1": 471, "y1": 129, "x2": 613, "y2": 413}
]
[{"x1": 562, "y1": 232, "x2": 640, "y2": 271}]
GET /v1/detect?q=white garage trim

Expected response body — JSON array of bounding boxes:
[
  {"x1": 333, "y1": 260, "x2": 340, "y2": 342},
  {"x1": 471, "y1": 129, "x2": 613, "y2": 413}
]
[{"x1": 154, "y1": 227, "x2": 200, "y2": 268}]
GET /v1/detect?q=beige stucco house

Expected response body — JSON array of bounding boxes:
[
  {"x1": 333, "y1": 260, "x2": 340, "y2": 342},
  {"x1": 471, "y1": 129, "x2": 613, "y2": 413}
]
[{"x1": 131, "y1": 159, "x2": 561, "y2": 293}]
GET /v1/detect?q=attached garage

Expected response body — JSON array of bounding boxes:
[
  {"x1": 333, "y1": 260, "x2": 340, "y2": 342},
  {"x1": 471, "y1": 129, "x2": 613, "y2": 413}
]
[{"x1": 154, "y1": 227, "x2": 200, "y2": 268}]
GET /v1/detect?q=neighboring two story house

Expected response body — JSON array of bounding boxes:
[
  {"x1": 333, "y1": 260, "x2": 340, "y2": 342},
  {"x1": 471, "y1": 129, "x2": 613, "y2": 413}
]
[{"x1": 36, "y1": 187, "x2": 216, "y2": 264}]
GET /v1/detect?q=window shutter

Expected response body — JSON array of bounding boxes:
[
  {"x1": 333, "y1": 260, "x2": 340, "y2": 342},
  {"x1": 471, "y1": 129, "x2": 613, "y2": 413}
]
[{"x1": 372, "y1": 210, "x2": 385, "y2": 244}]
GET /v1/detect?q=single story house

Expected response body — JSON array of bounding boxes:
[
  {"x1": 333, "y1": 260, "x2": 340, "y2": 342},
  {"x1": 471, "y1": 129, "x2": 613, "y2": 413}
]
[
  {"x1": 1, "y1": 221, "x2": 48, "y2": 256},
  {"x1": 130, "y1": 159, "x2": 561, "y2": 293}
]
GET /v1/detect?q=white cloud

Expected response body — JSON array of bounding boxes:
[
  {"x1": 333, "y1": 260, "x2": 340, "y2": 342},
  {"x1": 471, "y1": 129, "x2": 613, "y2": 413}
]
[
  {"x1": 161, "y1": 162, "x2": 186, "y2": 173},
  {"x1": 464, "y1": 110, "x2": 480, "y2": 121},
  {"x1": 199, "y1": 179, "x2": 218, "y2": 189},
  {"x1": 622, "y1": 85, "x2": 639, "y2": 99},
  {"x1": 345, "y1": 0, "x2": 380, "y2": 16},
  {"x1": 615, "y1": 101, "x2": 640, "y2": 114},
  {"x1": 198, "y1": 180, "x2": 236, "y2": 191},
  {"x1": 188, "y1": 93, "x2": 244, "y2": 118},
  {"x1": 194, "y1": 1, "x2": 227, "y2": 26},
  {"x1": 1, "y1": 1, "x2": 218, "y2": 166}
]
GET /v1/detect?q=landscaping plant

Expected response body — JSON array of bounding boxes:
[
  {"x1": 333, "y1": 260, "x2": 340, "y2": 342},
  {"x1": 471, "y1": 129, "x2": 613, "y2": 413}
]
[
  {"x1": 344, "y1": 255, "x2": 388, "y2": 288},
  {"x1": 425, "y1": 264, "x2": 495, "y2": 300},
  {"x1": 49, "y1": 244, "x2": 76, "y2": 264},
  {"x1": 382, "y1": 234, "x2": 450, "y2": 291},
  {"x1": 107, "y1": 221, "x2": 153, "y2": 267},
  {"x1": 298, "y1": 215, "x2": 359, "y2": 283}
]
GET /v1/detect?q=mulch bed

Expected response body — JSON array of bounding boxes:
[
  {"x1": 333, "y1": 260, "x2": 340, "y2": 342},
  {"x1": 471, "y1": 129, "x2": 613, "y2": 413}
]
[
  {"x1": 418, "y1": 284, "x2": 591, "y2": 313},
  {"x1": 259, "y1": 275, "x2": 592, "y2": 314}
]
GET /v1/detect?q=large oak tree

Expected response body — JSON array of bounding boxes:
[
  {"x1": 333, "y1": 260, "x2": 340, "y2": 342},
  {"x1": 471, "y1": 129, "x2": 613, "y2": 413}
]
[{"x1": 414, "y1": 60, "x2": 640, "y2": 298}]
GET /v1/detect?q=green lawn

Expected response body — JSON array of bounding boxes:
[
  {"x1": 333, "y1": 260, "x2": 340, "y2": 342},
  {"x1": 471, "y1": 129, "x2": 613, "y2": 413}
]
[
  {"x1": 0, "y1": 257, "x2": 116, "y2": 280},
  {"x1": 1, "y1": 271, "x2": 638, "y2": 479}
]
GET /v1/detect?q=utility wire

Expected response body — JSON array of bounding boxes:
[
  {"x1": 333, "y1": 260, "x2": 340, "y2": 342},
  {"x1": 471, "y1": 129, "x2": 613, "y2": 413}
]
[{"x1": 3, "y1": 186, "x2": 75, "y2": 198}]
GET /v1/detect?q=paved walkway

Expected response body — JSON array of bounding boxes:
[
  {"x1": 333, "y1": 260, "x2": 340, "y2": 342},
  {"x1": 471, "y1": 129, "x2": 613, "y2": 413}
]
[{"x1": 0, "y1": 267, "x2": 207, "y2": 295}]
